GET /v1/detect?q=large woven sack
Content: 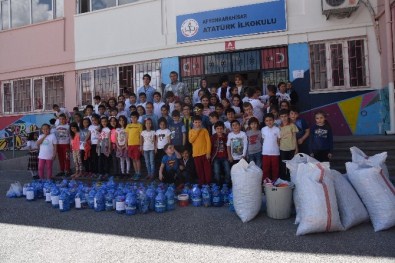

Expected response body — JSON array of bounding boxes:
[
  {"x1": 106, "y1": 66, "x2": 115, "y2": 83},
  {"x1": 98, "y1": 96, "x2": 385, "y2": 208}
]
[
  {"x1": 295, "y1": 163, "x2": 343, "y2": 235},
  {"x1": 231, "y1": 159, "x2": 262, "y2": 223},
  {"x1": 331, "y1": 170, "x2": 369, "y2": 230},
  {"x1": 346, "y1": 162, "x2": 395, "y2": 232},
  {"x1": 350, "y1": 146, "x2": 389, "y2": 178}
]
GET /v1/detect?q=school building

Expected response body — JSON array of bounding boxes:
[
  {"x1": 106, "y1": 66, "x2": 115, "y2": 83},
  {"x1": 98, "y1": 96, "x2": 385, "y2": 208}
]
[{"x1": 0, "y1": 0, "x2": 394, "y2": 150}]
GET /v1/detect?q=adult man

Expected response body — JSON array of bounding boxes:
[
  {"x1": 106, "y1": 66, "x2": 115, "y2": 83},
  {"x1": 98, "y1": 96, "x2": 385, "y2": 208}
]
[
  {"x1": 136, "y1": 74, "x2": 156, "y2": 103},
  {"x1": 164, "y1": 71, "x2": 188, "y2": 101}
]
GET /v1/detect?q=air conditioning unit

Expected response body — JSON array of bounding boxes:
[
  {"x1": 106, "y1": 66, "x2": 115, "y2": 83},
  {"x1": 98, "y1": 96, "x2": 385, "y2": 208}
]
[{"x1": 322, "y1": 0, "x2": 360, "y2": 18}]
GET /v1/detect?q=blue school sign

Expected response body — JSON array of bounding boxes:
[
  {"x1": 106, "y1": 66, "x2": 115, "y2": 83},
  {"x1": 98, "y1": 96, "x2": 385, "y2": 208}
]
[{"x1": 176, "y1": 0, "x2": 287, "y2": 43}]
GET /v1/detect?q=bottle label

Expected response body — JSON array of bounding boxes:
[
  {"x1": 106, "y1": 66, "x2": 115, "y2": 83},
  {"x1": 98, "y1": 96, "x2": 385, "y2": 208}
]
[
  {"x1": 23, "y1": 187, "x2": 27, "y2": 196},
  {"x1": 94, "y1": 198, "x2": 97, "y2": 209},
  {"x1": 167, "y1": 199, "x2": 174, "y2": 205},
  {"x1": 155, "y1": 204, "x2": 166, "y2": 209},
  {"x1": 75, "y1": 198, "x2": 81, "y2": 209},
  {"x1": 116, "y1": 201, "x2": 125, "y2": 211},
  {"x1": 213, "y1": 197, "x2": 220, "y2": 203},
  {"x1": 51, "y1": 195, "x2": 59, "y2": 205},
  {"x1": 26, "y1": 191, "x2": 34, "y2": 200},
  {"x1": 59, "y1": 200, "x2": 64, "y2": 210},
  {"x1": 45, "y1": 193, "x2": 51, "y2": 202}
]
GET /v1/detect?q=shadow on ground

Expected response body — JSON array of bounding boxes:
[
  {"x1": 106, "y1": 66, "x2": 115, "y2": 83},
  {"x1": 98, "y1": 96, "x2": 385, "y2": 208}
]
[{"x1": 0, "y1": 171, "x2": 394, "y2": 258}]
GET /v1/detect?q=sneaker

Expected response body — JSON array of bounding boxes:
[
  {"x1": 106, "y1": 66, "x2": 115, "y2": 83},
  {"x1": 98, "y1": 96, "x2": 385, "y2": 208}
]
[{"x1": 132, "y1": 173, "x2": 141, "y2": 181}]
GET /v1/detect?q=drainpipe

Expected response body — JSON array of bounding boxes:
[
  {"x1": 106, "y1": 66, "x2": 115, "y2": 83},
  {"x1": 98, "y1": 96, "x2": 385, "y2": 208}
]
[{"x1": 385, "y1": 0, "x2": 395, "y2": 134}]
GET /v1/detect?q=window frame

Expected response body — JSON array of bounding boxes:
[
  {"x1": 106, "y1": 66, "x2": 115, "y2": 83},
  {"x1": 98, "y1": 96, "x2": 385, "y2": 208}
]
[{"x1": 309, "y1": 37, "x2": 370, "y2": 93}]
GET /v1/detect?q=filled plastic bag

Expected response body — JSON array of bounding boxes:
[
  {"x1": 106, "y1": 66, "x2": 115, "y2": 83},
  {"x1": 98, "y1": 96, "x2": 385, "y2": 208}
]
[
  {"x1": 231, "y1": 159, "x2": 262, "y2": 223},
  {"x1": 331, "y1": 170, "x2": 369, "y2": 230},
  {"x1": 285, "y1": 154, "x2": 325, "y2": 225},
  {"x1": 295, "y1": 163, "x2": 343, "y2": 235},
  {"x1": 350, "y1": 146, "x2": 389, "y2": 178},
  {"x1": 346, "y1": 162, "x2": 395, "y2": 232},
  {"x1": 6, "y1": 181, "x2": 23, "y2": 198}
]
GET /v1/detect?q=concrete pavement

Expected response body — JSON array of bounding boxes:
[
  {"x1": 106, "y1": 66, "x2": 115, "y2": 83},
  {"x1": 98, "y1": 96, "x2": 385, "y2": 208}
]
[{"x1": 0, "y1": 170, "x2": 394, "y2": 263}]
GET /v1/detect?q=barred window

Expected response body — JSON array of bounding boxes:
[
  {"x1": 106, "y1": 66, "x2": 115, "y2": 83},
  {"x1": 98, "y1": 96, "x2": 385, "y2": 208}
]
[
  {"x1": 310, "y1": 38, "x2": 369, "y2": 91},
  {"x1": 13, "y1": 79, "x2": 31, "y2": 112},
  {"x1": 45, "y1": 75, "x2": 65, "y2": 110}
]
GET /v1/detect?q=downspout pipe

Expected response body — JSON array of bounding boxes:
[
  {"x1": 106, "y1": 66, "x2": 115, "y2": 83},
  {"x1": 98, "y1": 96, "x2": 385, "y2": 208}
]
[{"x1": 385, "y1": 0, "x2": 395, "y2": 134}]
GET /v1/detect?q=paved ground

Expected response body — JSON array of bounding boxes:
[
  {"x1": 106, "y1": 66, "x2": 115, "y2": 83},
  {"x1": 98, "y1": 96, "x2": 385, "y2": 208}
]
[{"x1": 0, "y1": 170, "x2": 394, "y2": 263}]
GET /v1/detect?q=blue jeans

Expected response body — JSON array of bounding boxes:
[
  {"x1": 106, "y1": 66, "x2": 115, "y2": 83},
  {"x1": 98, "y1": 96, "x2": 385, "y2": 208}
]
[
  {"x1": 143, "y1": 150, "x2": 155, "y2": 176},
  {"x1": 212, "y1": 157, "x2": 231, "y2": 185},
  {"x1": 248, "y1": 152, "x2": 262, "y2": 169}
]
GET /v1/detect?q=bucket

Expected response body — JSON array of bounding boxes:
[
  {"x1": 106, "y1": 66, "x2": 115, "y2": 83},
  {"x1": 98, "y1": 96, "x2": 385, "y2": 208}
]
[
  {"x1": 178, "y1": 194, "x2": 189, "y2": 207},
  {"x1": 264, "y1": 184, "x2": 293, "y2": 219}
]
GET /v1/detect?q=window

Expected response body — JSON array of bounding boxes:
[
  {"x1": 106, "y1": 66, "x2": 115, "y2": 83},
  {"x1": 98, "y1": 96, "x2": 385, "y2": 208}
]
[
  {"x1": 119, "y1": 0, "x2": 138, "y2": 5},
  {"x1": 77, "y1": 0, "x2": 141, "y2": 13},
  {"x1": 119, "y1": 65, "x2": 134, "y2": 95},
  {"x1": 1, "y1": 75, "x2": 63, "y2": 114},
  {"x1": 13, "y1": 79, "x2": 31, "y2": 112},
  {"x1": 0, "y1": 0, "x2": 63, "y2": 31},
  {"x1": 309, "y1": 38, "x2": 369, "y2": 91},
  {"x1": 92, "y1": 0, "x2": 116, "y2": 11},
  {"x1": 80, "y1": 72, "x2": 92, "y2": 106},
  {"x1": 134, "y1": 61, "x2": 161, "y2": 91},
  {"x1": 94, "y1": 67, "x2": 118, "y2": 101}
]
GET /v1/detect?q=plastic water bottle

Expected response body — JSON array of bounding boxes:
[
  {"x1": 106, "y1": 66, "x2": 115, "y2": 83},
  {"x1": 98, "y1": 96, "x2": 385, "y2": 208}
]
[
  {"x1": 155, "y1": 190, "x2": 167, "y2": 213},
  {"x1": 50, "y1": 186, "x2": 60, "y2": 208},
  {"x1": 88, "y1": 188, "x2": 96, "y2": 209},
  {"x1": 138, "y1": 191, "x2": 149, "y2": 214},
  {"x1": 202, "y1": 185, "x2": 211, "y2": 207},
  {"x1": 228, "y1": 190, "x2": 235, "y2": 212},
  {"x1": 165, "y1": 187, "x2": 175, "y2": 211},
  {"x1": 59, "y1": 190, "x2": 70, "y2": 212},
  {"x1": 34, "y1": 182, "x2": 43, "y2": 199},
  {"x1": 22, "y1": 183, "x2": 29, "y2": 196},
  {"x1": 94, "y1": 190, "x2": 105, "y2": 212},
  {"x1": 26, "y1": 184, "x2": 35, "y2": 201},
  {"x1": 146, "y1": 186, "x2": 156, "y2": 211},
  {"x1": 221, "y1": 184, "x2": 229, "y2": 205},
  {"x1": 125, "y1": 192, "x2": 137, "y2": 216},
  {"x1": 212, "y1": 185, "x2": 223, "y2": 207},
  {"x1": 45, "y1": 187, "x2": 52, "y2": 203},
  {"x1": 115, "y1": 193, "x2": 126, "y2": 214},
  {"x1": 75, "y1": 190, "x2": 87, "y2": 209},
  {"x1": 105, "y1": 191, "x2": 114, "y2": 211},
  {"x1": 191, "y1": 185, "x2": 202, "y2": 207}
]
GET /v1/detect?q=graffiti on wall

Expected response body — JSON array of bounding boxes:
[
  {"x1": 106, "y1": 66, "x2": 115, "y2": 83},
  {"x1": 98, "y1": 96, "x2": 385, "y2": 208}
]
[
  {"x1": 300, "y1": 90, "x2": 390, "y2": 136},
  {"x1": 0, "y1": 113, "x2": 54, "y2": 150}
]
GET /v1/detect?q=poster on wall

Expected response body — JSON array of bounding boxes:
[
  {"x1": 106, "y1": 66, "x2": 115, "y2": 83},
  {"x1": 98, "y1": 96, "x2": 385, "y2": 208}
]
[{"x1": 176, "y1": 0, "x2": 287, "y2": 43}]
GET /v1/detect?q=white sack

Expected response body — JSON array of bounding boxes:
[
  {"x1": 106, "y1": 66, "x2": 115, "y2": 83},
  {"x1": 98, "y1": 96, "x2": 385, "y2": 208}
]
[
  {"x1": 346, "y1": 162, "x2": 395, "y2": 232},
  {"x1": 231, "y1": 159, "x2": 262, "y2": 223},
  {"x1": 331, "y1": 170, "x2": 369, "y2": 230},
  {"x1": 350, "y1": 146, "x2": 389, "y2": 178},
  {"x1": 295, "y1": 163, "x2": 343, "y2": 235}
]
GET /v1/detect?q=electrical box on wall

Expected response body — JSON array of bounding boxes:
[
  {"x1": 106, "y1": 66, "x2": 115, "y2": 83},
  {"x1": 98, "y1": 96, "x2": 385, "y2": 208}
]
[{"x1": 322, "y1": 0, "x2": 360, "y2": 19}]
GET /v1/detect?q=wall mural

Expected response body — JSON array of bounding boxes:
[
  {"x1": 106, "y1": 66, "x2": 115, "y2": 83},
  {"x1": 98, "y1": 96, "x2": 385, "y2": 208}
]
[{"x1": 0, "y1": 114, "x2": 54, "y2": 150}]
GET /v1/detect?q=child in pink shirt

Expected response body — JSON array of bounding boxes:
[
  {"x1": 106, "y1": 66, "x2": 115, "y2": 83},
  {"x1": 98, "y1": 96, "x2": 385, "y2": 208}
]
[{"x1": 70, "y1": 122, "x2": 83, "y2": 178}]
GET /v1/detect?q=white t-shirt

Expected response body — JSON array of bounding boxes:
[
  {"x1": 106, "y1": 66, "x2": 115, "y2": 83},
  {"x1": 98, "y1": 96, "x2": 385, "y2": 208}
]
[
  {"x1": 276, "y1": 92, "x2": 291, "y2": 102},
  {"x1": 153, "y1": 101, "x2": 165, "y2": 118},
  {"x1": 248, "y1": 98, "x2": 265, "y2": 123},
  {"x1": 100, "y1": 127, "x2": 111, "y2": 140},
  {"x1": 38, "y1": 134, "x2": 57, "y2": 160},
  {"x1": 116, "y1": 128, "x2": 127, "y2": 147},
  {"x1": 54, "y1": 124, "x2": 70, "y2": 145},
  {"x1": 261, "y1": 126, "x2": 281, "y2": 156},
  {"x1": 89, "y1": 124, "x2": 100, "y2": 145},
  {"x1": 226, "y1": 131, "x2": 248, "y2": 160},
  {"x1": 155, "y1": 129, "x2": 171, "y2": 150},
  {"x1": 141, "y1": 130, "x2": 156, "y2": 151}
]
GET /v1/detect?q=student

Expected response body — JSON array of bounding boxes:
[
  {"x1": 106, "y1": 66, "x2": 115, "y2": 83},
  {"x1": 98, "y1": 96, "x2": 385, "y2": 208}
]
[
  {"x1": 211, "y1": 121, "x2": 230, "y2": 186},
  {"x1": 97, "y1": 116, "x2": 112, "y2": 179},
  {"x1": 279, "y1": 109, "x2": 299, "y2": 181},
  {"x1": 208, "y1": 111, "x2": 220, "y2": 135},
  {"x1": 179, "y1": 149, "x2": 196, "y2": 185},
  {"x1": 159, "y1": 143, "x2": 182, "y2": 185},
  {"x1": 97, "y1": 104, "x2": 107, "y2": 118},
  {"x1": 93, "y1": 95, "x2": 101, "y2": 114},
  {"x1": 270, "y1": 105, "x2": 282, "y2": 127},
  {"x1": 54, "y1": 113, "x2": 71, "y2": 177},
  {"x1": 109, "y1": 116, "x2": 120, "y2": 176},
  {"x1": 125, "y1": 92, "x2": 137, "y2": 116},
  {"x1": 69, "y1": 122, "x2": 83, "y2": 178},
  {"x1": 227, "y1": 120, "x2": 248, "y2": 167},
  {"x1": 189, "y1": 115, "x2": 212, "y2": 185},
  {"x1": 209, "y1": 95, "x2": 219, "y2": 111},
  {"x1": 224, "y1": 108, "x2": 236, "y2": 133},
  {"x1": 116, "y1": 115, "x2": 130, "y2": 176},
  {"x1": 221, "y1": 98, "x2": 231, "y2": 113},
  {"x1": 215, "y1": 103, "x2": 226, "y2": 122},
  {"x1": 193, "y1": 79, "x2": 210, "y2": 105},
  {"x1": 174, "y1": 101, "x2": 184, "y2": 117},
  {"x1": 88, "y1": 114, "x2": 101, "y2": 175},
  {"x1": 310, "y1": 110, "x2": 333, "y2": 162},
  {"x1": 153, "y1": 92, "x2": 165, "y2": 118},
  {"x1": 183, "y1": 95, "x2": 193, "y2": 107},
  {"x1": 116, "y1": 101, "x2": 128, "y2": 118},
  {"x1": 246, "y1": 117, "x2": 262, "y2": 168},
  {"x1": 141, "y1": 118, "x2": 156, "y2": 180},
  {"x1": 246, "y1": 87, "x2": 265, "y2": 125},
  {"x1": 193, "y1": 103, "x2": 210, "y2": 129},
  {"x1": 217, "y1": 76, "x2": 231, "y2": 100},
  {"x1": 49, "y1": 118, "x2": 57, "y2": 134},
  {"x1": 169, "y1": 110, "x2": 186, "y2": 153},
  {"x1": 231, "y1": 94, "x2": 243, "y2": 124},
  {"x1": 137, "y1": 92, "x2": 147, "y2": 110},
  {"x1": 36, "y1": 124, "x2": 57, "y2": 180},
  {"x1": 24, "y1": 132, "x2": 39, "y2": 179},
  {"x1": 290, "y1": 106, "x2": 310, "y2": 154},
  {"x1": 280, "y1": 100, "x2": 290, "y2": 111},
  {"x1": 137, "y1": 74, "x2": 156, "y2": 103},
  {"x1": 261, "y1": 113, "x2": 281, "y2": 181},
  {"x1": 242, "y1": 102, "x2": 254, "y2": 131},
  {"x1": 160, "y1": 104, "x2": 173, "y2": 126},
  {"x1": 80, "y1": 117, "x2": 91, "y2": 176},
  {"x1": 72, "y1": 112, "x2": 83, "y2": 128},
  {"x1": 182, "y1": 105, "x2": 193, "y2": 152},
  {"x1": 155, "y1": 117, "x2": 171, "y2": 179},
  {"x1": 53, "y1": 104, "x2": 71, "y2": 124},
  {"x1": 266, "y1": 85, "x2": 279, "y2": 114},
  {"x1": 140, "y1": 102, "x2": 159, "y2": 131},
  {"x1": 125, "y1": 111, "x2": 143, "y2": 180},
  {"x1": 276, "y1": 82, "x2": 291, "y2": 103},
  {"x1": 109, "y1": 107, "x2": 118, "y2": 119},
  {"x1": 136, "y1": 105, "x2": 146, "y2": 123},
  {"x1": 165, "y1": 91, "x2": 176, "y2": 114}
]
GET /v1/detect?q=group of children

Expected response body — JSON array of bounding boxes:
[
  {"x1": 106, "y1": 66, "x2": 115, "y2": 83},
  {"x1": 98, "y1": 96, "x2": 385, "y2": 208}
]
[{"x1": 25, "y1": 77, "x2": 333, "y2": 187}]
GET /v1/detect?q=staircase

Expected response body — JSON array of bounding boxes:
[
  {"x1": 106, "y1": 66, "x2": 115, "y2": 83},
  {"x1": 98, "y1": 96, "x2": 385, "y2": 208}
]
[{"x1": 331, "y1": 135, "x2": 395, "y2": 182}]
